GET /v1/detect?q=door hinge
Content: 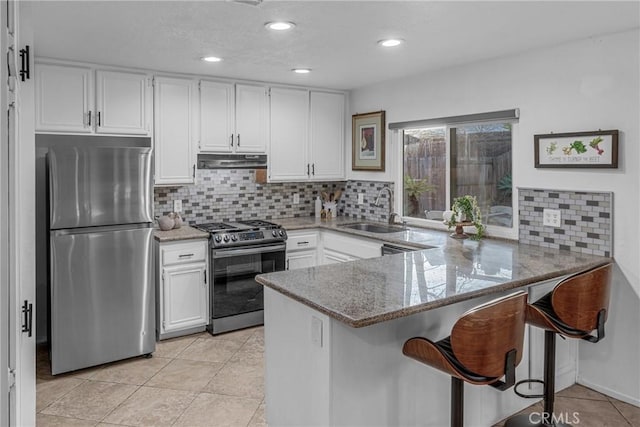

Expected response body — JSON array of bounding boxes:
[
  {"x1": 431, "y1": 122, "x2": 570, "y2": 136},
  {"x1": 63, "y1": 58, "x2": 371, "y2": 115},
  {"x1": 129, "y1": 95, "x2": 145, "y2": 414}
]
[
  {"x1": 8, "y1": 368, "x2": 16, "y2": 390},
  {"x1": 21, "y1": 300, "x2": 33, "y2": 337}
]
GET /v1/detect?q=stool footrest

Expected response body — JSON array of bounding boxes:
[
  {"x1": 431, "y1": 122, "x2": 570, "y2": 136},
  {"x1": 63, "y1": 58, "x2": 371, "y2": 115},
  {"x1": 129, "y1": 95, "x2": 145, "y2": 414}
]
[{"x1": 514, "y1": 379, "x2": 545, "y2": 399}]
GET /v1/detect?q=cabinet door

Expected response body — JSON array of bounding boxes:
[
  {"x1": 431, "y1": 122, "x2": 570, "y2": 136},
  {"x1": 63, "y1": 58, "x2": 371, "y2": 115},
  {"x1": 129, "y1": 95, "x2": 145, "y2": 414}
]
[
  {"x1": 96, "y1": 70, "x2": 149, "y2": 135},
  {"x1": 154, "y1": 77, "x2": 196, "y2": 185},
  {"x1": 269, "y1": 87, "x2": 309, "y2": 181},
  {"x1": 310, "y1": 91, "x2": 345, "y2": 180},
  {"x1": 35, "y1": 63, "x2": 93, "y2": 133},
  {"x1": 200, "y1": 80, "x2": 234, "y2": 153},
  {"x1": 162, "y1": 263, "x2": 208, "y2": 332},
  {"x1": 322, "y1": 249, "x2": 354, "y2": 265},
  {"x1": 287, "y1": 249, "x2": 317, "y2": 270},
  {"x1": 235, "y1": 84, "x2": 267, "y2": 153}
]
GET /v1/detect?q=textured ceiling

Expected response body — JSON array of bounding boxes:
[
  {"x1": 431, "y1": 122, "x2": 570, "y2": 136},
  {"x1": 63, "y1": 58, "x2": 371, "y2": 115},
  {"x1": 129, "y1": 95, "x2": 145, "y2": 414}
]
[{"x1": 28, "y1": 1, "x2": 640, "y2": 90}]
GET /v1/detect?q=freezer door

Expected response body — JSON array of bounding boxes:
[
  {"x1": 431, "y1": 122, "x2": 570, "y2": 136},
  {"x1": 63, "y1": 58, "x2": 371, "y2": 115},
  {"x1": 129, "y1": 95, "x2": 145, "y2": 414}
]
[
  {"x1": 50, "y1": 225, "x2": 155, "y2": 374},
  {"x1": 49, "y1": 146, "x2": 153, "y2": 229}
]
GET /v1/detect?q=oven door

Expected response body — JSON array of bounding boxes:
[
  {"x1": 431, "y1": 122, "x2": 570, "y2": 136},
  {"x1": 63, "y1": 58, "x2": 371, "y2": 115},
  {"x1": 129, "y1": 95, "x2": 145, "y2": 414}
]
[{"x1": 210, "y1": 243, "x2": 286, "y2": 332}]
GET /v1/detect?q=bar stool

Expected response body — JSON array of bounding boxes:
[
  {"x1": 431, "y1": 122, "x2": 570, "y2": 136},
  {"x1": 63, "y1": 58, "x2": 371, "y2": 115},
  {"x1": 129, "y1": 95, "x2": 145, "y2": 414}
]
[
  {"x1": 403, "y1": 291, "x2": 528, "y2": 427},
  {"x1": 505, "y1": 263, "x2": 613, "y2": 427}
]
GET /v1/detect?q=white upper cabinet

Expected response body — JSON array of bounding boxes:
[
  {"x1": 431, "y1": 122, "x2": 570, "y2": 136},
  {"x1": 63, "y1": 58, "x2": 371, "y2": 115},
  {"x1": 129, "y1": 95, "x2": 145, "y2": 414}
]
[
  {"x1": 269, "y1": 90, "x2": 345, "y2": 182},
  {"x1": 35, "y1": 62, "x2": 150, "y2": 135},
  {"x1": 154, "y1": 76, "x2": 197, "y2": 186},
  {"x1": 36, "y1": 63, "x2": 93, "y2": 133},
  {"x1": 199, "y1": 80, "x2": 234, "y2": 152},
  {"x1": 310, "y1": 91, "x2": 345, "y2": 180},
  {"x1": 95, "y1": 70, "x2": 149, "y2": 135},
  {"x1": 269, "y1": 87, "x2": 309, "y2": 181},
  {"x1": 199, "y1": 81, "x2": 267, "y2": 153}
]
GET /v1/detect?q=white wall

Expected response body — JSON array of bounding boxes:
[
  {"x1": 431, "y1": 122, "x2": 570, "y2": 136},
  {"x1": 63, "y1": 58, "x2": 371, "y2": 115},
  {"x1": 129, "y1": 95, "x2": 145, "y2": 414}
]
[{"x1": 349, "y1": 29, "x2": 640, "y2": 404}]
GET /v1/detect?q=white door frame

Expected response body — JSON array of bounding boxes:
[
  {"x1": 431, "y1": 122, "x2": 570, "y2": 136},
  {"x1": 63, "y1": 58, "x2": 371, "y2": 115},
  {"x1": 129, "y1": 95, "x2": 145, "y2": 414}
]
[
  {"x1": 4, "y1": 1, "x2": 36, "y2": 425},
  {"x1": 1, "y1": 0, "x2": 12, "y2": 424}
]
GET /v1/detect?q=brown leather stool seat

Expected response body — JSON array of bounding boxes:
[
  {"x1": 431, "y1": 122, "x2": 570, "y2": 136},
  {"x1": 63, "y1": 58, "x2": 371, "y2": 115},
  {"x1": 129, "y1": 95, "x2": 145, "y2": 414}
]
[
  {"x1": 506, "y1": 263, "x2": 613, "y2": 427},
  {"x1": 403, "y1": 291, "x2": 528, "y2": 427}
]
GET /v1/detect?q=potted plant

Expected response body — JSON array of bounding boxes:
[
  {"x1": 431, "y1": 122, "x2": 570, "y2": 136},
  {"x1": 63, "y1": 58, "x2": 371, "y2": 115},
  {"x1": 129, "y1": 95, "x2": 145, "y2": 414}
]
[
  {"x1": 446, "y1": 195, "x2": 485, "y2": 240},
  {"x1": 403, "y1": 175, "x2": 436, "y2": 216}
]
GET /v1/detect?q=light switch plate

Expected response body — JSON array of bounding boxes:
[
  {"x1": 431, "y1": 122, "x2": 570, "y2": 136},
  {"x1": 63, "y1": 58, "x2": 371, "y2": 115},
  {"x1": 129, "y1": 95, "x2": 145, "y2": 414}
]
[
  {"x1": 173, "y1": 199, "x2": 182, "y2": 213},
  {"x1": 293, "y1": 193, "x2": 300, "y2": 204},
  {"x1": 543, "y1": 208, "x2": 561, "y2": 227},
  {"x1": 357, "y1": 193, "x2": 365, "y2": 205}
]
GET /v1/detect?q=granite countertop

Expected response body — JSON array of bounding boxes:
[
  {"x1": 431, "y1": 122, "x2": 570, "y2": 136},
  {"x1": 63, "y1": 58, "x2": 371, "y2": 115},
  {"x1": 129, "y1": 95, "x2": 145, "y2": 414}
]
[
  {"x1": 257, "y1": 217, "x2": 612, "y2": 328},
  {"x1": 153, "y1": 225, "x2": 209, "y2": 242}
]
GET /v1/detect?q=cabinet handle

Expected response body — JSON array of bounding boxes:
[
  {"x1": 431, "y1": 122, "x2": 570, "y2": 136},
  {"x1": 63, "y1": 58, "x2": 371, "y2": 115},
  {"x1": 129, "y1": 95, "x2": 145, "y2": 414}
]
[
  {"x1": 97, "y1": 111, "x2": 101, "y2": 127},
  {"x1": 307, "y1": 164, "x2": 310, "y2": 176},
  {"x1": 230, "y1": 134, "x2": 234, "y2": 147},
  {"x1": 88, "y1": 110, "x2": 92, "y2": 126},
  {"x1": 204, "y1": 271, "x2": 207, "y2": 285},
  {"x1": 297, "y1": 241, "x2": 309, "y2": 245},
  {"x1": 179, "y1": 253, "x2": 195, "y2": 258},
  {"x1": 286, "y1": 259, "x2": 290, "y2": 270},
  {"x1": 192, "y1": 164, "x2": 196, "y2": 179},
  {"x1": 312, "y1": 163, "x2": 315, "y2": 176},
  {"x1": 237, "y1": 134, "x2": 240, "y2": 146}
]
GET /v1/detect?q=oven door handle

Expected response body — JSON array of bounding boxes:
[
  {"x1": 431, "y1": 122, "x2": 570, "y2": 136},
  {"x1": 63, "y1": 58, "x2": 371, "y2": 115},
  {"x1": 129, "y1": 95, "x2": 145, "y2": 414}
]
[{"x1": 212, "y1": 244, "x2": 286, "y2": 258}]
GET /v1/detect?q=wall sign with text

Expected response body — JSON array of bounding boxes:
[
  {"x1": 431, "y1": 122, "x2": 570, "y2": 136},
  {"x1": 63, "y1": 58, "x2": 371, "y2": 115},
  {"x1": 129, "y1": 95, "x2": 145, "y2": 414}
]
[{"x1": 534, "y1": 130, "x2": 619, "y2": 168}]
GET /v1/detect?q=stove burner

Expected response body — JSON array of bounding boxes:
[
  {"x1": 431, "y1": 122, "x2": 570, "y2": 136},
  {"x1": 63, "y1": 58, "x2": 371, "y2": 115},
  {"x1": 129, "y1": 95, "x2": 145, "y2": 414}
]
[
  {"x1": 193, "y1": 223, "x2": 237, "y2": 232},
  {"x1": 237, "y1": 219, "x2": 280, "y2": 229}
]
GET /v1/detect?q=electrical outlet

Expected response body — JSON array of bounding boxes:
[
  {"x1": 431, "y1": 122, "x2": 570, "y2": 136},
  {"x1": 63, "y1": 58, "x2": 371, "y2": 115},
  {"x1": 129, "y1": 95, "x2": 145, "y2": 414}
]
[
  {"x1": 293, "y1": 193, "x2": 300, "y2": 204},
  {"x1": 543, "y1": 208, "x2": 561, "y2": 227},
  {"x1": 357, "y1": 193, "x2": 365, "y2": 205},
  {"x1": 173, "y1": 199, "x2": 182, "y2": 213}
]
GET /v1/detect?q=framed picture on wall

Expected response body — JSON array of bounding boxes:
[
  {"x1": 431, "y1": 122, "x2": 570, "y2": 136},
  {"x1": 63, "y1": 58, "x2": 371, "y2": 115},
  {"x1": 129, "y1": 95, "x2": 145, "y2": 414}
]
[
  {"x1": 534, "y1": 129, "x2": 619, "y2": 168},
  {"x1": 352, "y1": 111, "x2": 385, "y2": 171}
]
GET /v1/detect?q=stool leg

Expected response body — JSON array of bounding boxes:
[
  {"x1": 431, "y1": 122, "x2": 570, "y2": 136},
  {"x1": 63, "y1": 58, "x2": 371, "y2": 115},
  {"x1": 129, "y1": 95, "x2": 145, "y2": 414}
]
[
  {"x1": 451, "y1": 377, "x2": 463, "y2": 427},
  {"x1": 543, "y1": 330, "x2": 556, "y2": 420}
]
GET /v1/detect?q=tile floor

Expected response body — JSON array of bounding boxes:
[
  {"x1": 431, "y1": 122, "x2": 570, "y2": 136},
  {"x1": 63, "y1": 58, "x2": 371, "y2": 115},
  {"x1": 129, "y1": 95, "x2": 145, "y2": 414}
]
[
  {"x1": 36, "y1": 327, "x2": 265, "y2": 427},
  {"x1": 36, "y1": 326, "x2": 639, "y2": 427}
]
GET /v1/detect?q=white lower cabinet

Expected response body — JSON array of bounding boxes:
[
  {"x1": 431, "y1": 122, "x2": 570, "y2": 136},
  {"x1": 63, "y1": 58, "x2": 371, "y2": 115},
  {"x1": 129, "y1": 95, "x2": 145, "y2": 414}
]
[
  {"x1": 286, "y1": 230, "x2": 319, "y2": 270},
  {"x1": 321, "y1": 231, "x2": 382, "y2": 264},
  {"x1": 156, "y1": 239, "x2": 209, "y2": 339}
]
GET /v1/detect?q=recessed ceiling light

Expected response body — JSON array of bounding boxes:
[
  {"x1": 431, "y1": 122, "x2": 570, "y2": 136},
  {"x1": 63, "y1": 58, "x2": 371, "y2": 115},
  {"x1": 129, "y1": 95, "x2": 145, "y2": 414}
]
[
  {"x1": 292, "y1": 68, "x2": 311, "y2": 74},
  {"x1": 265, "y1": 21, "x2": 296, "y2": 31},
  {"x1": 201, "y1": 56, "x2": 223, "y2": 63},
  {"x1": 378, "y1": 39, "x2": 404, "y2": 48}
]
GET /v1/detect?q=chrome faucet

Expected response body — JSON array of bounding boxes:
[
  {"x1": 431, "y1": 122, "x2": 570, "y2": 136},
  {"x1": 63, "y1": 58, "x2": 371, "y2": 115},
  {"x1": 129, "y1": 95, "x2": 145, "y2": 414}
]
[{"x1": 375, "y1": 186, "x2": 400, "y2": 225}]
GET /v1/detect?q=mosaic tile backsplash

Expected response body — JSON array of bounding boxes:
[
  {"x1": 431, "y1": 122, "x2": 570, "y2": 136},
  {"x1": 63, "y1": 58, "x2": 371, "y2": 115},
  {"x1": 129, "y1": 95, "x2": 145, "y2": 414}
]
[
  {"x1": 340, "y1": 180, "x2": 395, "y2": 222},
  {"x1": 154, "y1": 169, "x2": 345, "y2": 223},
  {"x1": 518, "y1": 188, "x2": 612, "y2": 257}
]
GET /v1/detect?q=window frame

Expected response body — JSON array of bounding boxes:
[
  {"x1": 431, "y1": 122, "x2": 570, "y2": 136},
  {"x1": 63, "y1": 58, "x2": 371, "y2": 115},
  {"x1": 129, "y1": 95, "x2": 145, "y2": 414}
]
[{"x1": 395, "y1": 119, "x2": 518, "y2": 240}]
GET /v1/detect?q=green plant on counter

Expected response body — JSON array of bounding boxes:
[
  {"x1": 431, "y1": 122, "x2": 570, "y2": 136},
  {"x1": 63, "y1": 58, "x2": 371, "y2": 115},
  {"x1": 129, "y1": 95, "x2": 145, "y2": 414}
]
[
  {"x1": 446, "y1": 195, "x2": 485, "y2": 240},
  {"x1": 403, "y1": 175, "x2": 436, "y2": 216}
]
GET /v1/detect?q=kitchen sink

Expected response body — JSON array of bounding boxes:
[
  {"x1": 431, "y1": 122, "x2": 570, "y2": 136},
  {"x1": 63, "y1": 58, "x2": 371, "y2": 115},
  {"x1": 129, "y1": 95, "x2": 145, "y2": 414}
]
[{"x1": 340, "y1": 223, "x2": 406, "y2": 233}]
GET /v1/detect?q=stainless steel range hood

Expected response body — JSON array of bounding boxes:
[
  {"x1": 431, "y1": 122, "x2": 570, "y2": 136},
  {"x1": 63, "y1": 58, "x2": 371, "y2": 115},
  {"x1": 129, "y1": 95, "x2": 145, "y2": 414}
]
[{"x1": 197, "y1": 154, "x2": 267, "y2": 169}]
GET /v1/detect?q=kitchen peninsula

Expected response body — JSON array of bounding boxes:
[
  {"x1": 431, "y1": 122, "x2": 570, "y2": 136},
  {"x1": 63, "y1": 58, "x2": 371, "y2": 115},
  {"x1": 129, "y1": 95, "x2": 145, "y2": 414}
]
[{"x1": 256, "y1": 221, "x2": 612, "y2": 426}]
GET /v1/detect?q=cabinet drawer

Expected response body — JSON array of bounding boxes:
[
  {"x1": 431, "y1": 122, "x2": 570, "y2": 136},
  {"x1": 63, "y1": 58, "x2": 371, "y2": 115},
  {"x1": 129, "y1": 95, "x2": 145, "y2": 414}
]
[
  {"x1": 286, "y1": 231, "x2": 318, "y2": 251},
  {"x1": 161, "y1": 241, "x2": 207, "y2": 266},
  {"x1": 322, "y1": 231, "x2": 381, "y2": 259}
]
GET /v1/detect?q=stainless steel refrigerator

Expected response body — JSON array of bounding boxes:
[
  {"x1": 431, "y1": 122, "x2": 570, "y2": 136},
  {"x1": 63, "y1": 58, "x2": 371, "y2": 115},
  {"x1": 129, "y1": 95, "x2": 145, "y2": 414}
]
[{"x1": 47, "y1": 136, "x2": 155, "y2": 375}]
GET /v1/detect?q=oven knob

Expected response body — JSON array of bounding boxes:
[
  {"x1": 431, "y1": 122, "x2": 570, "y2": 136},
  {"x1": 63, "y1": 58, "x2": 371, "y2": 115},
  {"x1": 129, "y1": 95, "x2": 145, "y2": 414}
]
[
  {"x1": 231, "y1": 234, "x2": 238, "y2": 242},
  {"x1": 223, "y1": 234, "x2": 230, "y2": 242},
  {"x1": 272, "y1": 230, "x2": 278, "y2": 237},
  {"x1": 214, "y1": 235, "x2": 222, "y2": 243},
  {"x1": 279, "y1": 230, "x2": 285, "y2": 237}
]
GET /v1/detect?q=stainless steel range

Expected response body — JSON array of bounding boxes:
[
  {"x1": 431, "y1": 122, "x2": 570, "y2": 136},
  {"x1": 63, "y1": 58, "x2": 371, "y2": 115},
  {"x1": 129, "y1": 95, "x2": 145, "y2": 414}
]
[{"x1": 194, "y1": 220, "x2": 287, "y2": 335}]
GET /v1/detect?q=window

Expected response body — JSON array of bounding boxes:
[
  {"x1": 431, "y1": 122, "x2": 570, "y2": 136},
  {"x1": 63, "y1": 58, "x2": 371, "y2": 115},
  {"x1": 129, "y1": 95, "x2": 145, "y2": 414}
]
[{"x1": 402, "y1": 122, "x2": 513, "y2": 228}]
